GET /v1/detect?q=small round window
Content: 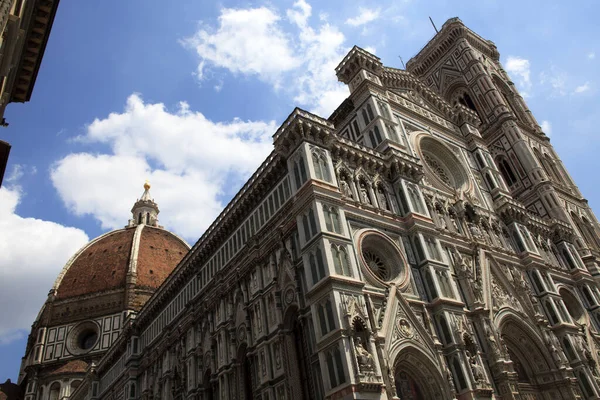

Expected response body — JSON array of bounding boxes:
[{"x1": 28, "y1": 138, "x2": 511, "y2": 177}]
[
  {"x1": 67, "y1": 321, "x2": 99, "y2": 355},
  {"x1": 358, "y1": 231, "x2": 408, "y2": 286},
  {"x1": 78, "y1": 330, "x2": 98, "y2": 350}
]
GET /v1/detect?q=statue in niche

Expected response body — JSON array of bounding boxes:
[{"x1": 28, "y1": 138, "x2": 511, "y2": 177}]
[
  {"x1": 469, "y1": 223, "x2": 484, "y2": 241},
  {"x1": 543, "y1": 330, "x2": 566, "y2": 367},
  {"x1": 377, "y1": 185, "x2": 389, "y2": 211},
  {"x1": 359, "y1": 181, "x2": 371, "y2": 205},
  {"x1": 484, "y1": 320, "x2": 501, "y2": 358},
  {"x1": 467, "y1": 351, "x2": 485, "y2": 385},
  {"x1": 472, "y1": 275, "x2": 484, "y2": 303},
  {"x1": 340, "y1": 175, "x2": 353, "y2": 199},
  {"x1": 386, "y1": 365, "x2": 397, "y2": 397},
  {"x1": 354, "y1": 337, "x2": 375, "y2": 372}
]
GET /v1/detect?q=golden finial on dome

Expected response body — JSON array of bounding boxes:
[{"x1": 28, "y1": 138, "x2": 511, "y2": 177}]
[{"x1": 144, "y1": 180, "x2": 151, "y2": 190}]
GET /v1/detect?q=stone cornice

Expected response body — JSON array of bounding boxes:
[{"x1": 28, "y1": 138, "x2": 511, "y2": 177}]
[
  {"x1": 335, "y1": 45, "x2": 383, "y2": 84},
  {"x1": 406, "y1": 17, "x2": 500, "y2": 77},
  {"x1": 136, "y1": 151, "x2": 286, "y2": 328},
  {"x1": 11, "y1": 0, "x2": 60, "y2": 103},
  {"x1": 273, "y1": 107, "x2": 335, "y2": 157}
]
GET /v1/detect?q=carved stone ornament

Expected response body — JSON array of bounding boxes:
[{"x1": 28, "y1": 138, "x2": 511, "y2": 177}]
[
  {"x1": 354, "y1": 337, "x2": 376, "y2": 373},
  {"x1": 237, "y1": 325, "x2": 246, "y2": 343},
  {"x1": 283, "y1": 286, "x2": 295, "y2": 306},
  {"x1": 397, "y1": 318, "x2": 414, "y2": 339}
]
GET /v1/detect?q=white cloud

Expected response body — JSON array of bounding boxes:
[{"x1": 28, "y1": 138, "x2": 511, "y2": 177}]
[
  {"x1": 574, "y1": 82, "x2": 591, "y2": 94},
  {"x1": 541, "y1": 120, "x2": 552, "y2": 136},
  {"x1": 588, "y1": 52, "x2": 595, "y2": 60},
  {"x1": 539, "y1": 66, "x2": 567, "y2": 96},
  {"x1": 0, "y1": 185, "x2": 89, "y2": 343},
  {"x1": 182, "y1": 7, "x2": 299, "y2": 88},
  {"x1": 184, "y1": 1, "x2": 349, "y2": 116},
  {"x1": 345, "y1": 7, "x2": 381, "y2": 27},
  {"x1": 505, "y1": 56, "x2": 531, "y2": 96},
  {"x1": 51, "y1": 94, "x2": 276, "y2": 240}
]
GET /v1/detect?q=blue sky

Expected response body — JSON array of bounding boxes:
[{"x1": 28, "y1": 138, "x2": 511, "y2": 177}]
[{"x1": 1, "y1": 0, "x2": 599, "y2": 380}]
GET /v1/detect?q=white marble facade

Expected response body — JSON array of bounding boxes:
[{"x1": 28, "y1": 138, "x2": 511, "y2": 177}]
[{"x1": 23, "y1": 17, "x2": 600, "y2": 400}]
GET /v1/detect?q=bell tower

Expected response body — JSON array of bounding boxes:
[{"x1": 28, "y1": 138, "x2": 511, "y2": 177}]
[{"x1": 407, "y1": 17, "x2": 600, "y2": 270}]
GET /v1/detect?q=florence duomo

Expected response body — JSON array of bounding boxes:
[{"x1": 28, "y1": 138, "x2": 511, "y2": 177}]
[{"x1": 5, "y1": 7, "x2": 600, "y2": 400}]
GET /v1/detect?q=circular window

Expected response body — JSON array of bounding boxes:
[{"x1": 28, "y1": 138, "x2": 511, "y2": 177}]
[
  {"x1": 67, "y1": 321, "x2": 99, "y2": 355},
  {"x1": 78, "y1": 330, "x2": 98, "y2": 350},
  {"x1": 363, "y1": 250, "x2": 390, "y2": 281},
  {"x1": 358, "y1": 230, "x2": 408, "y2": 286},
  {"x1": 559, "y1": 288, "x2": 585, "y2": 323},
  {"x1": 417, "y1": 135, "x2": 470, "y2": 192}
]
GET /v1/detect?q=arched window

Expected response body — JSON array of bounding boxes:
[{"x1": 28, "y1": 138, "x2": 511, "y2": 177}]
[
  {"x1": 377, "y1": 100, "x2": 390, "y2": 119},
  {"x1": 138, "y1": 212, "x2": 142, "y2": 225},
  {"x1": 496, "y1": 156, "x2": 517, "y2": 186},
  {"x1": 582, "y1": 217, "x2": 600, "y2": 248},
  {"x1": 294, "y1": 157, "x2": 308, "y2": 189},
  {"x1": 326, "y1": 347, "x2": 346, "y2": 388},
  {"x1": 302, "y1": 215, "x2": 311, "y2": 242},
  {"x1": 544, "y1": 154, "x2": 563, "y2": 184},
  {"x1": 562, "y1": 337, "x2": 576, "y2": 360},
  {"x1": 362, "y1": 109, "x2": 370, "y2": 126},
  {"x1": 366, "y1": 103, "x2": 375, "y2": 121},
  {"x1": 578, "y1": 372, "x2": 594, "y2": 398},
  {"x1": 331, "y1": 244, "x2": 351, "y2": 277},
  {"x1": 318, "y1": 298, "x2": 336, "y2": 336},
  {"x1": 323, "y1": 206, "x2": 341, "y2": 234},
  {"x1": 485, "y1": 173, "x2": 497, "y2": 190},
  {"x1": 475, "y1": 152, "x2": 485, "y2": 168},
  {"x1": 309, "y1": 253, "x2": 318, "y2": 284},
  {"x1": 311, "y1": 148, "x2": 331, "y2": 182},
  {"x1": 545, "y1": 300, "x2": 559, "y2": 325},
  {"x1": 406, "y1": 183, "x2": 426, "y2": 214},
  {"x1": 49, "y1": 382, "x2": 61, "y2": 400},
  {"x1": 451, "y1": 357, "x2": 467, "y2": 391},
  {"x1": 146, "y1": 213, "x2": 150, "y2": 224},
  {"x1": 308, "y1": 208, "x2": 317, "y2": 236},
  {"x1": 316, "y1": 247, "x2": 326, "y2": 279}
]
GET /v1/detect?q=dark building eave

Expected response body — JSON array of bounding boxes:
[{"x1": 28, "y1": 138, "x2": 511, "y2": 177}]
[
  {"x1": 0, "y1": 140, "x2": 10, "y2": 187},
  {"x1": 10, "y1": 0, "x2": 60, "y2": 103}
]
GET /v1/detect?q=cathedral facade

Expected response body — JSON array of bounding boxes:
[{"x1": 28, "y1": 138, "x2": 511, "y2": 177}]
[{"x1": 18, "y1": 18, "x2": 600, "y2": 400}]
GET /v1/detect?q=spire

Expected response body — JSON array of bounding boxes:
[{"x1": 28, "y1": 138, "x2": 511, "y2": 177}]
[{"x1": 128, "y1": 181, "x2": 161, "y2": 228}]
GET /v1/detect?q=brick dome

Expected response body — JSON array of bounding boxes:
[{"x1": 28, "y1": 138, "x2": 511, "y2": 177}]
[{"x1": 53, "y1": 224, "x2": 189, "y2": 301}]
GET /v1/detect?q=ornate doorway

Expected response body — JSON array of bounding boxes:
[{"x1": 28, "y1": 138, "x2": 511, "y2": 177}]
[
  {"x1": 393, "y1": 346, "x2": 449, "y2": 400},
  {"x1": 500, "y1": 320, "x2": 561, "y2": 399},
  {"x1": 396, "y1": 370, "x2": 426, "y2": 400}
]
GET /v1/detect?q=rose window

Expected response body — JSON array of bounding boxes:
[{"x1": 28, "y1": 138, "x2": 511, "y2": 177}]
[
  {"x1": 358, "y1": 231, "x2": 408, "y2": 285},
  {"x1": 363, "y1": 250, "x2": 389, "y2": 281},
  {"x1": 423, "y1": 153, "x2": 452, "y2": 187},
  {"x1": 418, "y1": 136, "x2": 470, "y2": 192}
]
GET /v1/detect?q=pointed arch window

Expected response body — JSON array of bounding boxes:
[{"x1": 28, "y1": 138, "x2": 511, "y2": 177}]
[
  {"x1": 496, "y1": 156, "x2": 517, "y2": 186},
  {"x1": 309, "y1": 246, "x2": 326, "y2": 284},
  {"x1": 138, "y1": 212, "x2": 143, "y2": 225},
  {"x1": 293, "y1": 156, "x2": 308, "y2": 189},
  {"x1": 317, "y1": 298, "x2": 336, "y2": 336},
  {"x1": 362, "y1": 109, "x2": 370, "y2": 126},
  {"x1": 368, "y1": 125, "x2": 383, "y2": 148},
  {"x1": 311, "y1": 148, "x2": 331, "y2": 182},
  {"x1": 366, "y1": 104, "x2": 375, "y2": 121},
  {"x1": 323, "y1": 205, "x2": 341, "y2": 234},
  {"x1": 331, "y1": 244, "x2": 352, "y2": 277}
]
